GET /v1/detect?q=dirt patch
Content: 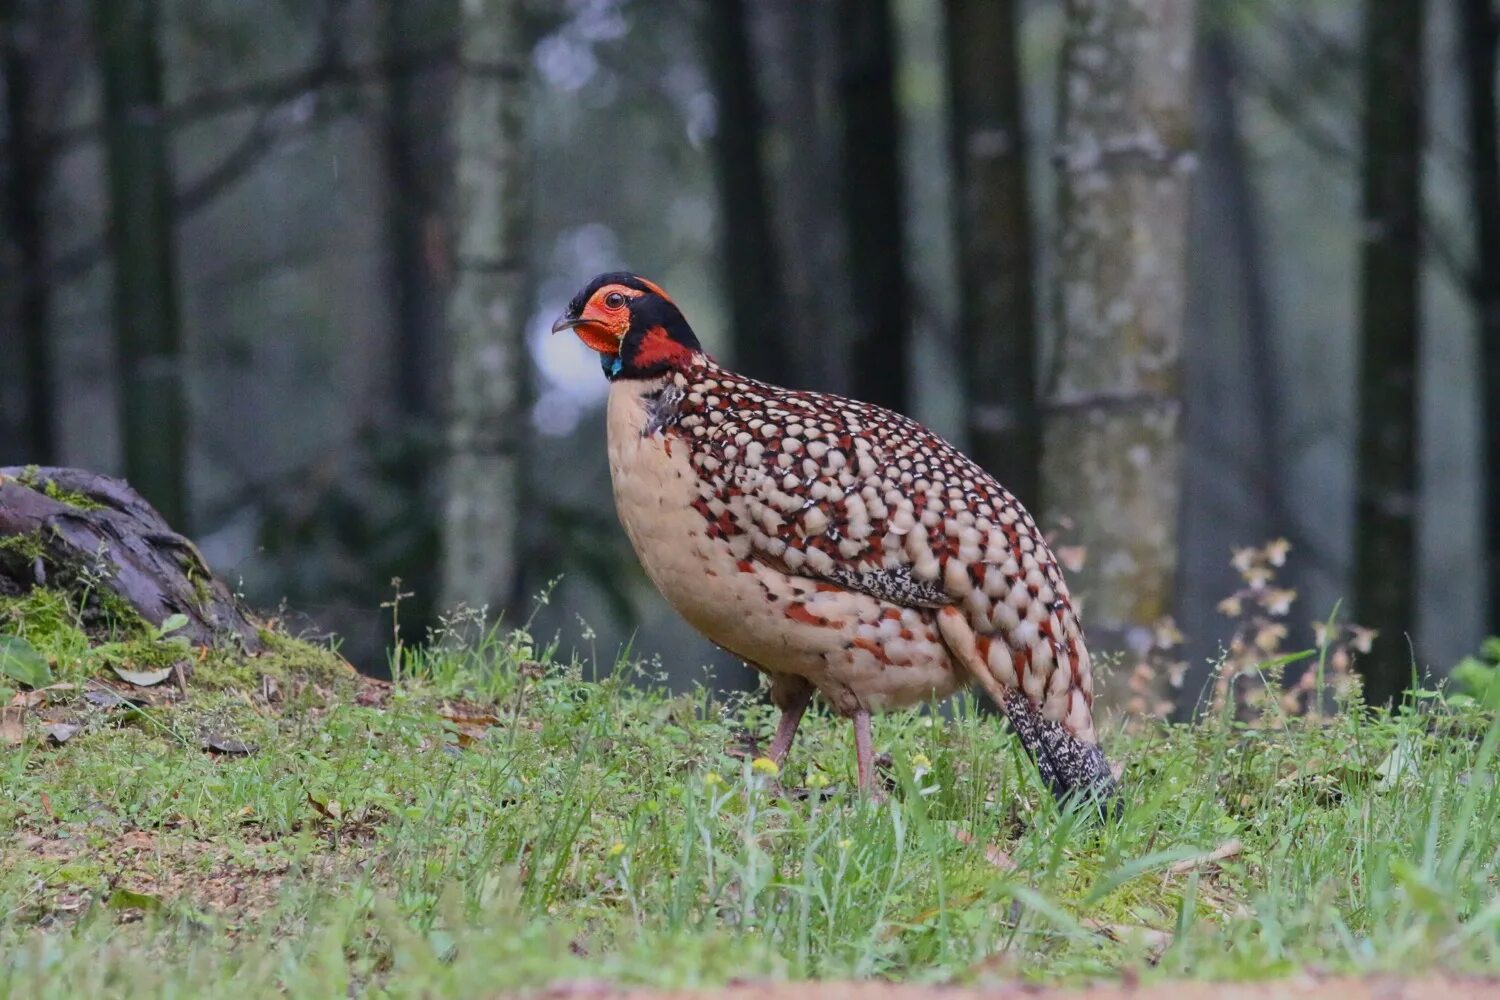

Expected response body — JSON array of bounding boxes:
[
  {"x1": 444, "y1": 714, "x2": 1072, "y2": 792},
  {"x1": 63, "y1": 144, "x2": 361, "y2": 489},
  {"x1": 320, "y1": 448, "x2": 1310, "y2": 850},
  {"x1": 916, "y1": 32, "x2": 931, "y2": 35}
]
[{"x1": 545, "y1": 975, "x2": 1498, "y2": 1000}]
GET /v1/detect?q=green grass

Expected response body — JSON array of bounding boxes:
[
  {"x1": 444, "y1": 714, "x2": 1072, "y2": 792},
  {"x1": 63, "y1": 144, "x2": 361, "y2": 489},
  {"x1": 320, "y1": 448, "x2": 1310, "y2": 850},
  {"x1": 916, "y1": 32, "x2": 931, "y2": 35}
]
[{"x1": 2, "y1": 612, "x2": 1499, "y2": 997}]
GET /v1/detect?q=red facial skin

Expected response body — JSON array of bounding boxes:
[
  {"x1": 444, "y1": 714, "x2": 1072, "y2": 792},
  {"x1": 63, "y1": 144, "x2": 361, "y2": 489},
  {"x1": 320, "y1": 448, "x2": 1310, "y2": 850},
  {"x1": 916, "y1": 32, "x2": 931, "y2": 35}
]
[{"x1": 568, "y1": 284, "x2": 635, "y2": 354}]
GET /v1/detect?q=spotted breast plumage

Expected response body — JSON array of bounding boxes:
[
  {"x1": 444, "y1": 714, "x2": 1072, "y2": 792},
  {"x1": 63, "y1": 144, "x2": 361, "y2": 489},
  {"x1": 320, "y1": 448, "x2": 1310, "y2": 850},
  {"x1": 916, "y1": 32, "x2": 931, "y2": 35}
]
[{"x1": 554, "y1": 271, "x2": 1117, "y2": 807}]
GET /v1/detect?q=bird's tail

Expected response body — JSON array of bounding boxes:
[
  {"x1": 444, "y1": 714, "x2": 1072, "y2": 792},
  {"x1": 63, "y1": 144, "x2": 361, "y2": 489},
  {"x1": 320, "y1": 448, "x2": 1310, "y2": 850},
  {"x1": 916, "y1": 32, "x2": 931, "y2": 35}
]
[
  {"x1": 997, "y1": 688, "x2": 1119, "y2": 816},
  {"x1": 933, "y1": 606, "x2": 1119, "y2": 815}
]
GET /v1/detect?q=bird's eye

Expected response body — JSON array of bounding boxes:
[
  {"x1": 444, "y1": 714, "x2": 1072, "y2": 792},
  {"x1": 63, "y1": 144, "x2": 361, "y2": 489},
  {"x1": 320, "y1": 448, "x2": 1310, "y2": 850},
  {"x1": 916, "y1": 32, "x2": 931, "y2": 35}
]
[{"x1": 604, "y1": 291, "x2": 626, "y2": 309}]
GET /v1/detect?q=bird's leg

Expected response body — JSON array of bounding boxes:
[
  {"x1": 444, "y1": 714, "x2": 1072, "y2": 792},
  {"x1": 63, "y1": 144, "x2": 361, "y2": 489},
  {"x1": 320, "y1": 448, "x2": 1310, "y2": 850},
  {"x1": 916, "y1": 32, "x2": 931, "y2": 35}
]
[
  {"x1": 854, "y1": 708, "x2": 878, "y2": 796},
  {"x1": 767, "y1": 689, "x2": 812, "y2": 765},
  {"x1": 766, "y1": 675, "x2": 814, "y2": 765}
]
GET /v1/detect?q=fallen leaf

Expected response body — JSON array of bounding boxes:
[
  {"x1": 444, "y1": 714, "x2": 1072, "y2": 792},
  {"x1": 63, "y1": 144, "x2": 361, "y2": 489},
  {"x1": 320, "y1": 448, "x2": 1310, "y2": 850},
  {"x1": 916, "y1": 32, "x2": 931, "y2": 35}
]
[
  {"x1": 1168, "y1": 838, "x2": 1243, "y2": 874},
  {"x1": 85, "y1": 688, "x2": 141, "y2": 710},
  {"x1": 1, "y1": 706, "x2": 24, "y2": 746},
  {"x1": 1082, "y1": 918, "x2": 1174, "y2": 955},
  {"x1": 355, "y1": 681, "x2": 391, "y2": 707},
  {"x1": 202, "y1": 735, "x2": 258, "y2": 755},
  {"x1": 44, "y1": 722, "x2": 80, "y2": 744},
  {"x1": 307, "y1": 793, "x2": 343, "y2": 821},
  {"x1": 439, "y1": 704, "x2": 501, "y2": 726},
  {"x1": 111, "y1": 664, "x2": 174, "y2": 687}
]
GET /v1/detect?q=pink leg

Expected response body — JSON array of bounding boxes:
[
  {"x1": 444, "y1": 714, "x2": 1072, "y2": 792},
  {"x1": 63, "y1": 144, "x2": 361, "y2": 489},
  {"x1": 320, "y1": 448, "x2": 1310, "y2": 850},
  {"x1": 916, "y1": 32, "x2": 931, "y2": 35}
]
[
  {"x1": 768, "y1": 689, "x2": 816, "y2": 767},
  {"x1": 854, "y1": 709, "x2": 877, "y2": 794}
]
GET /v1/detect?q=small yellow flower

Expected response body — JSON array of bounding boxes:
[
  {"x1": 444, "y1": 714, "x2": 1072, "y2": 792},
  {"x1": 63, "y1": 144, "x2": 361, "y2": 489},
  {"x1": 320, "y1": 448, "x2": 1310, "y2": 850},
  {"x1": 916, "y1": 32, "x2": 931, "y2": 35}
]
[
  {"x1": 608, "y1": 841, "x2": 625, "y2": 857},
  {"x1": 750, "y1": 757, "x2": 780, "y2": 777},
  {"x1": 703, "y1": 771, "x2": 725, "y2": 787},
  {"x1": 911, "y1": 753, "x2": 932, "y2": 771},
  {"x1": 806, "y1": 773, "x2": 830, "y2": 790},
  {"x1": 837, "y1": 838, "x2": 853, "y2": 851}
]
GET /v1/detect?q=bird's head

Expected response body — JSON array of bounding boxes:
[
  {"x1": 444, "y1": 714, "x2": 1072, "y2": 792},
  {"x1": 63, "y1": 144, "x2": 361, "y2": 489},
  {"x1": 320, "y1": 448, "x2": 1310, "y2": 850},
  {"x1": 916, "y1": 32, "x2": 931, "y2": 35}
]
[{"x1": 551, "y1": 272, "x2": 703, "y2": 381}]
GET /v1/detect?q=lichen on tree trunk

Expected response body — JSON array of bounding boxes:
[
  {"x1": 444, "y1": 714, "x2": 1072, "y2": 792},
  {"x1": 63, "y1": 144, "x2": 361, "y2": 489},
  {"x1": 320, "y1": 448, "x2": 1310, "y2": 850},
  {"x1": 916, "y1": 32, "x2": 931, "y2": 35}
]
[
  {"x1": 1041, "y1": 0, "x2": 1195, "y2": 648},
  {"x1": 439, "y1": 0, "x2": 529, "y2": 616}
]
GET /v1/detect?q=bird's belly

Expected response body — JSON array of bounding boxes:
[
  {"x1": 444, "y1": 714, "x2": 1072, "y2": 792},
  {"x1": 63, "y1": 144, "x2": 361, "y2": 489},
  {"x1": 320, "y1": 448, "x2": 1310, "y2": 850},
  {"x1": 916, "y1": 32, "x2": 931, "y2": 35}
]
[{"x1": 606, "y1": 384, "x2": 962, "y2": 713}]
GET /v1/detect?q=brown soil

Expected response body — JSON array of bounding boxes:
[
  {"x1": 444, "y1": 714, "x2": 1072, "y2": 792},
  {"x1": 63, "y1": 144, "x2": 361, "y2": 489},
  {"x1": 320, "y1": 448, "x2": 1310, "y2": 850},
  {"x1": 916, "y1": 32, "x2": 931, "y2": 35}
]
[{"x1": 536, "y1": 975, "x2": 1497, "y2": 1000}]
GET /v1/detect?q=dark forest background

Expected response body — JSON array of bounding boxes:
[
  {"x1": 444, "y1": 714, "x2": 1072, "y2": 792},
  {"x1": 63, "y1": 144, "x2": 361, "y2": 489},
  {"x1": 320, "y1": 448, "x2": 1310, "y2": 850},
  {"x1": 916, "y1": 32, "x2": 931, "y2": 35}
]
[{"x1": 1, "y1": 0, "x2": 1496, "y2": 714}]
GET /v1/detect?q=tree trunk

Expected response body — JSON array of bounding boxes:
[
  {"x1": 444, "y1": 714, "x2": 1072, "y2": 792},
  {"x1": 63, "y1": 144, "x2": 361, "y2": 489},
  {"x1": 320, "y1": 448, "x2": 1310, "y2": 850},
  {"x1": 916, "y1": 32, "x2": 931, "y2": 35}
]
[
  {"x1": 836, "y1": 0, "x2": 909, "y2": 414},
  {"x1": 439, "y1": 0, "x2": 528, "y2": 616},
  {"x1": 755, "y1": 0, "x2": 851, "y2": 393},
  {"x1": 943, "y1": 0, "x2": 1039, "y2": 504},
  {"x1": 1041, "y1": 0, "x2": 1196, "y2": 648},
  {"x1": 2, "y1": 0, "x2": 55, "y2": 464},
  {"x1": 704, "y1": 0, "x2": 791, "y2": 386},
  {"x1": 1200, "y1": 24, "x2": 1285, "y2": 542},
  {"x1": 0, "y1": 467, "x2": 261, "y2": 651},
  {"x1": 1354, "y1": 0, "x2": 1425, "y2": 705},
  {"x1": 381, "y1": 0, "x2": 445, "y2": 423},
  {"x1": 92, "y1": 0, "x2": 188, "y2": 529},
  {"x1": 1461, "y1": 0, "x2": 1500, "y2": 640}
]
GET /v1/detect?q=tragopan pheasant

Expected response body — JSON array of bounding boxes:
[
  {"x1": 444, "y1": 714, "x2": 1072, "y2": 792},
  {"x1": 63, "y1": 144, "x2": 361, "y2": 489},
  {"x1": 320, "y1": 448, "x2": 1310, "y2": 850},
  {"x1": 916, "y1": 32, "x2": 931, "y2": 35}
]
[{"x1": 553, "y1": 272, "x2": 1117, "y2": 806}]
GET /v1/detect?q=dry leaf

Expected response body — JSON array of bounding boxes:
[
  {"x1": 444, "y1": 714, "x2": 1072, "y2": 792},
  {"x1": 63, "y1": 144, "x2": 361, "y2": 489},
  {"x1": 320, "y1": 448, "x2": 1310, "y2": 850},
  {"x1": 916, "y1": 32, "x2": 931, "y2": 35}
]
[
  {"x1": 307, "y1": 793, "x2": 343, "y2": 821},
  {"x1": 44, "y1": 722, "x2": 80, "y2": 744},
  {"x1": 1, "y1": 706, "x2": 25, "y2": 746},
  {"x1": 86, "y1": 688, "x2": 140, "y2": 710},
  {"x1": 111, "y1": 664, "x2": 174, "y2": 687},
  {"x1": 202, "y1": 735, "x2": 258, "y2": 755},
  {"x1": 1082, "y1": 918, "x2": 1174, "y2": 955},
  {"x1": 439, "y1": 705, "x2": 501, "y2": 727}
]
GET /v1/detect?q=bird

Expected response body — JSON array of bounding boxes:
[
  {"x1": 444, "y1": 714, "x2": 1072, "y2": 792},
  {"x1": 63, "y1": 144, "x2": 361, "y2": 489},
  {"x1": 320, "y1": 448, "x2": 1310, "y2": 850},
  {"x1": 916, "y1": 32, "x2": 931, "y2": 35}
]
[{"x1": 553, "y1": 271, "x2": 1117, "y2": 808}]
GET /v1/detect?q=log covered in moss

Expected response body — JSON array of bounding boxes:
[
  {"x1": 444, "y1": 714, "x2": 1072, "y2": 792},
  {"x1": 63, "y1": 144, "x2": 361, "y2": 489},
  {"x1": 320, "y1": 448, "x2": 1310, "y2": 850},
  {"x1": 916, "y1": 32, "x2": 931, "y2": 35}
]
[{"x1": 0, "y1": 466, "x2": 262, "y2": 651}]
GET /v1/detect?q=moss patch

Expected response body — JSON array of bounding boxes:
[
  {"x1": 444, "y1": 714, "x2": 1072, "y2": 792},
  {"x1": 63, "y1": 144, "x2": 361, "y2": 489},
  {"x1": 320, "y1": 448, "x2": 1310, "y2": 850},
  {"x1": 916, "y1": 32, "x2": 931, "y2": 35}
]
[
  {"x1": 0, "y1": 530, "x2": 49, "y2": 565},
  {"x1": 0, "y1": 585, "x2": 351, "y2": 692},
  {"x1": 9, "y1": 466, "x2": 106, "y2": 511}
]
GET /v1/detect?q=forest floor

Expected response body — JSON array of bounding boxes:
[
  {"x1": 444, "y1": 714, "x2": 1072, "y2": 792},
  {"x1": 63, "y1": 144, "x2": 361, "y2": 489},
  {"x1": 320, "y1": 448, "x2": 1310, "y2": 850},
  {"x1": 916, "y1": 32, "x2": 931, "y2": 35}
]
[{"x1": 2, "y1": 586, "x2": 1499, "y2": 998}]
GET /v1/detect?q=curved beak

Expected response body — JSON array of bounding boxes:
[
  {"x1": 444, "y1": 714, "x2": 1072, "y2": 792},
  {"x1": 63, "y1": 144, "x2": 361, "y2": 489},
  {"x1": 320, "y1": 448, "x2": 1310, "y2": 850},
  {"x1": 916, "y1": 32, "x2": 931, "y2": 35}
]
[{"x1": 551, "y1": 315, "x2": 587, "y2": 335}]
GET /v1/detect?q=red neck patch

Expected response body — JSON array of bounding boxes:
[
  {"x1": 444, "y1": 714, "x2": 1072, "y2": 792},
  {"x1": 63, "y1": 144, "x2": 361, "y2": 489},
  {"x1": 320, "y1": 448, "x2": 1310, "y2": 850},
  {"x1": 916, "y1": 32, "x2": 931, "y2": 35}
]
[{"x1": 626, "y1": 325, "x2": 697, "y2": 373}]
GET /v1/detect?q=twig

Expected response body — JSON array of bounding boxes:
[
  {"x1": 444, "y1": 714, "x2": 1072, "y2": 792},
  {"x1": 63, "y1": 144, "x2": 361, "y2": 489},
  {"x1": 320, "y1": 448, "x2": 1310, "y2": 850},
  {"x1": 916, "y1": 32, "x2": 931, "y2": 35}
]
[{"x1": 1168, "y1": 838, "x2": 1243, "y2": 873}]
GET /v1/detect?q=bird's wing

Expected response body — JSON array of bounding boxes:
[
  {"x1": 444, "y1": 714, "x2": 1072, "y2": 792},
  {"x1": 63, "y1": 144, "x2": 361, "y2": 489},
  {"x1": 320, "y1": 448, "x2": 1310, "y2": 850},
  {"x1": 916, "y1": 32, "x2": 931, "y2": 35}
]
[{"x1": 673, "y1": 366, "x2": 1096, "y2": 738}]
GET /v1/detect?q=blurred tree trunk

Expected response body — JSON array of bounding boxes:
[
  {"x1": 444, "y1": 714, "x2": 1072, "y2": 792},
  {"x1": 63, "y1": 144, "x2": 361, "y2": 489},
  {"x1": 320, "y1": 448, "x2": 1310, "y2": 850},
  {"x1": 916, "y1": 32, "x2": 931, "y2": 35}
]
[
  {"x1": 704, "y1": 0, "x2": 790, "y2": 386},
  {"x1": 755, "y1": 0, "x2": 850, "y2": 393},
  {"x1": 380, "y1": 0, "x2": 448, "y2": 627},
  {"x1": 1041, "y1": 0, "x2": 1195, "y2": 647},
  {"x1": 1354, "y1": 0, "x2": 1425, "y2": 704},
  {"x1": 836, "y1": 0, "x2": 908, "y2": 414},
  {"x1": 2, "y1": 0, "x2": 54, "y2": 464},
  {"x1": 1201, "y1": 24, "x2": 1284, "y2": 541},
  {"x1": 943, "y1": 0, "x2": 1038, "y2": 504},
  {"x1": 1462, "y1": 0, "x2": 1500, "y2": 639},
  {"x1": 92, "y1": 0, "x2": 187, "y2": 529},
  {"x1": 381, "y1": 0, "x2": 445, "y2": 424},
  {"x1": 440, "y1": 0, "x2": 528, "y2": 616}
]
